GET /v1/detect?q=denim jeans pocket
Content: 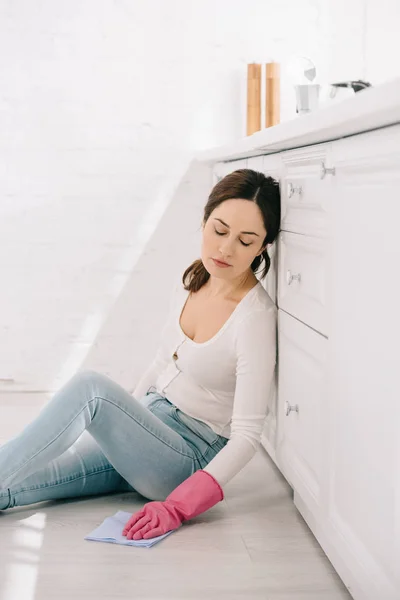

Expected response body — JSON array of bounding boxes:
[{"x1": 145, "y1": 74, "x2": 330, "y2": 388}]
[
  {"x1": 171, "y1": 406, "x2": 220, "y2": 447},
  {"x1": 142, "y1": 398, "x2": 228, "y2": 468},
  {"x1": 139, "y1": 392, "x2": 166, "y2": 412}
]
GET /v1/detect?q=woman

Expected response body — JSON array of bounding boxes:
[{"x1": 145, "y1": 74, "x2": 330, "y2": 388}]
[{"x1": 0, "y1": 168, "x2": 281, "y2": 541}]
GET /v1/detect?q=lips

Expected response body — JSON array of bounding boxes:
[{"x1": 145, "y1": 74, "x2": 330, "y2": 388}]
[{"x1": 212, "y1": 258, "x2": 231, "y2": 267}]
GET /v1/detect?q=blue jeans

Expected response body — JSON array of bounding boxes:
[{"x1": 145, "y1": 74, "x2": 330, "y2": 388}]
[{"x1": 0, "y1": 370, "x2": 228, "y2": 510}]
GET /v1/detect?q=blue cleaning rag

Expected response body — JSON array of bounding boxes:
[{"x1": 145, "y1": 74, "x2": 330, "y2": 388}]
[{"x1": 84, "y1": 510, "x2": 174, "y2": 547}]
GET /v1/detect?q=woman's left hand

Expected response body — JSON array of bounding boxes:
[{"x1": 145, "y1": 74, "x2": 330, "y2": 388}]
[
  {"x1": 122, "y1": 501, "x2": 182, "y2": 540},
  {"x1": 122, "y1": 469, "x2": 224, "y2": 540}
]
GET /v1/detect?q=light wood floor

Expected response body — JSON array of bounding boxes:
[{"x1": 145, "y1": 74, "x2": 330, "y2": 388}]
[{"x1": 0, "y1": 394, "x2": 351, "y2": 600}]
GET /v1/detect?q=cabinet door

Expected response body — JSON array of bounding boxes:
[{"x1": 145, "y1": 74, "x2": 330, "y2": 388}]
[
  {"x1": 323, "y1": 125, "x2": 400, "y2": 600},
  {"x1": 276, "y1": 309, "x2": 327, "y2": 523}
]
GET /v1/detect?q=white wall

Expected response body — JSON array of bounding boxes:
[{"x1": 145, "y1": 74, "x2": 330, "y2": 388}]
[
  {"x1": 364, "y1": 0, "x2": 400, "y2": 84},
  {"x1": 0, "y1": 0, "x2": 398, "y2": 395}
]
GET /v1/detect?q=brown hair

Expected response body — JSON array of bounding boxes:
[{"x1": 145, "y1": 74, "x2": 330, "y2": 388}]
[{"x1": 182, "y1": 168, "x2": 281, "y2": 293}]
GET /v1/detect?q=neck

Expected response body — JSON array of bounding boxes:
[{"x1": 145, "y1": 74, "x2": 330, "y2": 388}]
[{"x1": 205, "y1": 271, "x2": 256, "y2": 299}]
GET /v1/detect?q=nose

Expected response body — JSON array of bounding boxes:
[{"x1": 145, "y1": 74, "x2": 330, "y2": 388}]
[{"x1": 218, "y1": 236, "x2": 234, "y2": 258}]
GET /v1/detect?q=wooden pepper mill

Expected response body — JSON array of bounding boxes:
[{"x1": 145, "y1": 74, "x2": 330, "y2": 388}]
[{"x1": 265, "y1": 62, "x2": 280, "y2": 127}]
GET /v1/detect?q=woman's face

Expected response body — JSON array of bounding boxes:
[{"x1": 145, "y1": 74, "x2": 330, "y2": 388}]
[{"x1": 201, "y1": 199, "x2": 267, "y2": 281}]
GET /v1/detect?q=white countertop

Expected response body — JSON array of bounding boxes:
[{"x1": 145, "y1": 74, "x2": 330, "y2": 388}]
[{"x1": 195, "y1": 77, "x2": 400, "y2": 164}]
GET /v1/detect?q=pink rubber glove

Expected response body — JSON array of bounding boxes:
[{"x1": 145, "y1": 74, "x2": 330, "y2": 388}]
[{"x1": 122, "y1": 470, "x2": 224, "y2": 540}]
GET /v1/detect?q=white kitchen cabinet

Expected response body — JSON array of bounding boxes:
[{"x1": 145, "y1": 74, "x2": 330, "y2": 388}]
[
  {"x1": 201, "y1": 80, "x2": 400, "y2": 599},
  {"x1": 275, "y1": 125, "x2": 400, "y2": 599},
  {"x1": 209, "y1": 130, "x2": 400, "y2": 600}
]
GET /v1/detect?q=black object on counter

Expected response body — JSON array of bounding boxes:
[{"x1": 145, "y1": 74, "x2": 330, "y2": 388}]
[{"x1": 331, "y1": 80, "x2": 372, "y2": 92}]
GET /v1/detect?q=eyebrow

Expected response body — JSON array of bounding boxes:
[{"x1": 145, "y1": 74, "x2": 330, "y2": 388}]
[{"x1": 213, "y1": 218, "x2": 260, "y2": 237}]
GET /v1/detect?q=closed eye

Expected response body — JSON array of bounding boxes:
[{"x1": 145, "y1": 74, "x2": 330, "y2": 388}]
[{"x1": 214, "y1": 228, "x2": 252, "y2": 247}]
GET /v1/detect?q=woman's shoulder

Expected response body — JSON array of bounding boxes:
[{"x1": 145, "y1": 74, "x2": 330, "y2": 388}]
[
  {"x1": 231, "y1": 282, "x2": 277, "y2": 343},
  {"x1": 247, "y1": 280, "x2": 276, "y2": 314},
  {"x1": 239, "y1": 283, "x2": 276, "y2": 326}
]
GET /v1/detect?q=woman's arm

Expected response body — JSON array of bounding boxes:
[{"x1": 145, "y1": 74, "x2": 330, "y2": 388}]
[{"x1": 203, "y1": 304, "x2": 277, "y2": 486}]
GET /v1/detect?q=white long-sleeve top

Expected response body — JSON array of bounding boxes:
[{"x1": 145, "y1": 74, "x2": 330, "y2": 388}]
[{"x1": 133, "y1": 275, "x2": 277, "y2": 487}]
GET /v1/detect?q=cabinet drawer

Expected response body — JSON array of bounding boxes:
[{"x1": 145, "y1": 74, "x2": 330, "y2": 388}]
[
  {"x1": 281, "y1": 144, "x2": 333, "y2": 238},
  {"x1": 278, "y1": 231, "x2": 327, "y2": 336},
  {"x1": 276, "y1": 309, "x2": 327, "y2": 509}
]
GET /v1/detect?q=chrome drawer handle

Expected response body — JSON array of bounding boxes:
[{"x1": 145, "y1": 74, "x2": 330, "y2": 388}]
[
  {"x1": 286, "y1": 402, "x2": 299, "y2": 416},
  {"x1": 320, "y1": 161, "x2": 336, "y2": 179},
  {"x1": 286, "y1": 269, "x2": 301, "y2": 285},
  {"x1": 287, "y1": 182, "x2": 303, "y2": 198}
]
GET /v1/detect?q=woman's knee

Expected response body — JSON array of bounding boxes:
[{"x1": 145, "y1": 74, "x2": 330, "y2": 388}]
[{"x1": 61, "y1": 370, "x2": 111, "y2": 403}]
